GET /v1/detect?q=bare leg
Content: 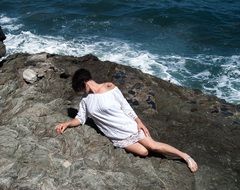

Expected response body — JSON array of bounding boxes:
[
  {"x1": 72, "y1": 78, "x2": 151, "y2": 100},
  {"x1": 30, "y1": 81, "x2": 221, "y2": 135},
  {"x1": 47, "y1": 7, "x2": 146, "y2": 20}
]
[
  {"x1": 138, "y1": 136, "x2": 198, "y2": 172},
  {"x1": 124, "y1": 142, "x2": 149, "y2": 157}
]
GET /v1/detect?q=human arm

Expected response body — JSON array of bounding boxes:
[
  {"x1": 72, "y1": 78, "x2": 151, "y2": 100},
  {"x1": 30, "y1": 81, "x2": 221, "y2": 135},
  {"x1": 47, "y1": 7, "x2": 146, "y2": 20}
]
[
  {"x1": 135, "y1": 117, "x2": 150, "y2": 137},
  {"x1": 114, "y1": 87, "x2": 150, "y2": 136},
  {"x1": 56, "y1": 99, "x2": 88, "y2": 135},
  {"x1": 55, "y1": 118, "x2": 81, "y2": 134}
]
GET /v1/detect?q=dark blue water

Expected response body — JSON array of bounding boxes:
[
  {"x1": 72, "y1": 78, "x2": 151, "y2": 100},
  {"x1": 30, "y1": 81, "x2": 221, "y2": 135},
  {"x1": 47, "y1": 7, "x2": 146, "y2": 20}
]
[{"x1": 1, "y1": 0, "x2": 240, "y2": 103}]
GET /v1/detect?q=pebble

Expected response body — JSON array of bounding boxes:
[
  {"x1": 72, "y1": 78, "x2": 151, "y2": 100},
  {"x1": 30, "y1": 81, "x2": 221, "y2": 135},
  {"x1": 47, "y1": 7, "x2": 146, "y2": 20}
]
[{"x1": 23, "y1": 69, "x2": 38, "y2": 83}]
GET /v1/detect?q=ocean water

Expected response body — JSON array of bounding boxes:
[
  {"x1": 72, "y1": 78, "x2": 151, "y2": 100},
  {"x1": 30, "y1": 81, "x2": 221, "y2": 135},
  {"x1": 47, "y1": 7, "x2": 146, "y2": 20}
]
[{"x1": 0, "y1": 0, "x2": 239, "y2": 104}]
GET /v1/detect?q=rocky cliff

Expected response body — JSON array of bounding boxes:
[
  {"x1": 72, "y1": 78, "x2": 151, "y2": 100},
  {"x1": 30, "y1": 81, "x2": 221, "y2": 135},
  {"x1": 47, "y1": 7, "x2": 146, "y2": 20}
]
[
  {"x1": 0, "y1": 53, "x2": 239, "y2": 190},
  {"x1": 0, "y1": 26, "x2": 6, "y2": 58},
  {"x1": 0, "y1": 42, "x2": 6, "y2": 59}
]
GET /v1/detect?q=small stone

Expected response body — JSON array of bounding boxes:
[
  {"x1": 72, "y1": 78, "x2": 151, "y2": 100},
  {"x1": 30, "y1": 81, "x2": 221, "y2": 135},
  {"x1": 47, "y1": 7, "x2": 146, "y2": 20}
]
[
  {"x1": 62, "y1": 160, "x2": 71, "y2": 168},
  {"x1": 146, "y1": 96, "x2": 156, "y2": 110},
  {"x1": 37, "y1": 68, "x2": 46, "y2": 78},
  {"x1": 23, "y1": 69, "x2": 38, "y2": 84}
]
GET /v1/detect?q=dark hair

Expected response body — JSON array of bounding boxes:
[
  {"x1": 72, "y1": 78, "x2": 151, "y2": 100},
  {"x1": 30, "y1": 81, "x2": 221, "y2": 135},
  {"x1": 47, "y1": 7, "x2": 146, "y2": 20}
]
[{"x1": 72, "y1": 68, "x2": 92, "y2": 92}]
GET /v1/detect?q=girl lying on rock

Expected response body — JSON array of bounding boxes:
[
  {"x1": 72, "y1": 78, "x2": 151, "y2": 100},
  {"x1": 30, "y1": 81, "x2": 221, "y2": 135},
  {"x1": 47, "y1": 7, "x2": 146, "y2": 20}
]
[{"x1": 55, "y1": 68, "x2": 198, "y2": 172}]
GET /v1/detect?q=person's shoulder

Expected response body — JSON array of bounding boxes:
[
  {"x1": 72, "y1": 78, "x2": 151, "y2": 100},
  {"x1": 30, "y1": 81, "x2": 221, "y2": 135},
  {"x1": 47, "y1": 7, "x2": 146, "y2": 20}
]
[{"x1": 104, "y1": 82, "x2": 116, "y2": 90}]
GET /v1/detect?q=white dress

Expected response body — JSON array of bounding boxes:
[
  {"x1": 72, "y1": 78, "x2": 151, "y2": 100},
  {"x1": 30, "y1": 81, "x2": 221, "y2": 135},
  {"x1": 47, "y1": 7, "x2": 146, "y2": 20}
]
[{"x1": 75, "y1": 87, "x2": 145, "y2": 148}]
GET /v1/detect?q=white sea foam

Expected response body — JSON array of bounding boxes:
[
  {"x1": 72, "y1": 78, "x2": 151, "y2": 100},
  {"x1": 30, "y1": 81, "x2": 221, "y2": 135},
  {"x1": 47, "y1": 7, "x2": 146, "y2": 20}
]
[
  {"x1": 0, "y1": 14, "x2": 23, "y2": 31},
  {"x1": 1, "y1": 20, "x2": 240, "y2": 104},
  {"x1": 4, "y1": 31, "x2": 172, "y2": 80},
  {"x1": 197, "y1": 55, "x2": 240, "y2": 103},
  {"x1": 0, "y1": 15, "x2": 17, "y2": 24},
  {"x1": 192, "y1": 70, "x2": 211, "y2": 79}
]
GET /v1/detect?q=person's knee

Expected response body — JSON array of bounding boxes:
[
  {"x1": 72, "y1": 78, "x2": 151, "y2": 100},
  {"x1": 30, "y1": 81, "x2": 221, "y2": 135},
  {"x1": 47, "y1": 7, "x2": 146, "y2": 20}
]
[
  {"x1": 125, "y1": 146, "x2": 149, "y2": 157},
  {"x1": 138, "y1": 149, "x2": 149, "y2": 157}
]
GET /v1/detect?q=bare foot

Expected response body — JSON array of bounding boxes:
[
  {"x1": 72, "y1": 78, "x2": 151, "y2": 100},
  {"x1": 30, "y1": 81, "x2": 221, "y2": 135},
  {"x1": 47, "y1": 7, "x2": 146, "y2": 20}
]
[{"x1": 185, "y1": 156, "x2": 198, "y2": 172}]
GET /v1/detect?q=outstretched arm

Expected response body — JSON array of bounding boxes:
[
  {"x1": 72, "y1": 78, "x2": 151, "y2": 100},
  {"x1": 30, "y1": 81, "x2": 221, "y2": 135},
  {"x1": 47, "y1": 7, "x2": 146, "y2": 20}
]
[
  {"x1": 55, "y1": 118, "x2": 81, "y2": 134},
  {"x1": 55, "y1": 99, "x2": 88, "y2": 135}
]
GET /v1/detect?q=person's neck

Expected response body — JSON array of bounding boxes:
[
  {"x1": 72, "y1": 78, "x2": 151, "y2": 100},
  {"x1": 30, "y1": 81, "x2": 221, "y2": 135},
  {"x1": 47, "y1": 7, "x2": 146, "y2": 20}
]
[{"x1": 86, "y1": 80, "x2": 103, "y2": 94}]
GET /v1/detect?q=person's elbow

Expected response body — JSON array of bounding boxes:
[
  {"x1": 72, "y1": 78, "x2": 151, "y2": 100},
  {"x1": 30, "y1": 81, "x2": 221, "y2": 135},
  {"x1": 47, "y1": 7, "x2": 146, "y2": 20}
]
[{"x1": 72, "y1": 118, "x2": 82, "y2": 126}]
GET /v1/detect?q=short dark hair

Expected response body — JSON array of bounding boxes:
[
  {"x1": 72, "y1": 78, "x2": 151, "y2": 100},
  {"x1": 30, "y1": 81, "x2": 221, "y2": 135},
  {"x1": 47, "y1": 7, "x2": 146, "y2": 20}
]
[{"x1": 72, "y1": 68, "x2": 92, "y2": 92}]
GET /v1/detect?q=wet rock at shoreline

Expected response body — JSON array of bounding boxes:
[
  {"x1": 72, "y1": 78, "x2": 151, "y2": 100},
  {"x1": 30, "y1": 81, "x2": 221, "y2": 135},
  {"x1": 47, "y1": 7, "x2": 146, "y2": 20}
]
[
  {"x1": 0, "y1": 42, "x2": 6, "y2": 58},
  {"x1": 0, "y1": 26, "x2": 6, "y2": 58}
]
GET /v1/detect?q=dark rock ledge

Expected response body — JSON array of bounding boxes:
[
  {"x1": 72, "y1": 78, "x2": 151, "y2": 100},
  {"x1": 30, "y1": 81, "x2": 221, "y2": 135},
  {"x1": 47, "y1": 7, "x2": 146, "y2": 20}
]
[
  {"x1": 0, "y1": 53, "x2": 239, "y2": 190},
  {"x1": 0, "y1": 26, "x2": 6, "y2": 58}
]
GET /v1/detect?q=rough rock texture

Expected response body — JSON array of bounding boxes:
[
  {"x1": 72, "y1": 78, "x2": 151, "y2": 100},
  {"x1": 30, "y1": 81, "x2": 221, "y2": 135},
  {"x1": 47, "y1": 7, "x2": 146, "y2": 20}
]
[{"x1": 0, "y1": 53, "x2": 239, "y2": 190}]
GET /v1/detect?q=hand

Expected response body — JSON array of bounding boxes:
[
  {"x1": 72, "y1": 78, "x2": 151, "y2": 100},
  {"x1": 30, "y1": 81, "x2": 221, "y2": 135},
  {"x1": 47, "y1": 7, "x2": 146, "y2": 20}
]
[
  {"x1": 137, "y1": 123, "x2": 150, "y2": 137},
  {"x1": 55, "y1": 122, "x2": 69, "y2": 134}
]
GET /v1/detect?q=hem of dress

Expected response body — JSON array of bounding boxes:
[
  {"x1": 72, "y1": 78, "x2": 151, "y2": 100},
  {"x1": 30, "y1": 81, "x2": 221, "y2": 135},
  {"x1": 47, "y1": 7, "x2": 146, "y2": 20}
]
[{"x1": 112, "y1": 130, "x2": 146, "y2": 148}]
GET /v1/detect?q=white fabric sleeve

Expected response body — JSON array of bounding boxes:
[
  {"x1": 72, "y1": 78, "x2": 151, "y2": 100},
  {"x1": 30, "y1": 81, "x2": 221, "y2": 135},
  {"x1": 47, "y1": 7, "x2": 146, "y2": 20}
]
[
  {"x1": 114, "y1": 87, "x2": 138, "y2": 120},
  {"x1": 75, "y1": 99, "x2": 88, "y2": 125}
]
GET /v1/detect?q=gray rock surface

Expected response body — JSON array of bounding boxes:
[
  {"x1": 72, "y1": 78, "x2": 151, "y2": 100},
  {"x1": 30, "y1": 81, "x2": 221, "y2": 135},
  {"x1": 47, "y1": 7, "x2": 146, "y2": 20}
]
[{"x1": 0, "y1": 53, "x2": 239, "y2": 190}]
